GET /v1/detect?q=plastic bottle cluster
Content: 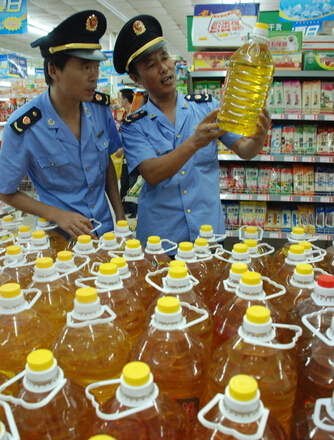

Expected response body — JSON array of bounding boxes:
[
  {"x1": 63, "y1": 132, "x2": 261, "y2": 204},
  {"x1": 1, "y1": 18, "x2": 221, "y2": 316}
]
[{"x1": 0, "y1": 217, "x2": 334, "y2": 440}]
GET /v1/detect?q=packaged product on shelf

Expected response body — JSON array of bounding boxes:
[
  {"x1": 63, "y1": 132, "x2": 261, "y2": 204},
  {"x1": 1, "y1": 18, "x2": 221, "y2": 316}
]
[
  {"x1": 291, "y1": 80, "x2": 302, "y2": 113},
  {"x1": 294, "y1": 125, "x2": 304, "y2": 155},
  {"x1": 317, "y1": 126, "x2": 330, "y2": 155},
  {"x1": 302, "y1": 81, "x2": 312, "y2": 113},
  {"x1": 273, "y1": 81, "x2": 284, "y2": 113},
  {"x1": 270, "y1": 126, "x2": 282, "y2": 154},
  {"x1": 266, "y1": 85, "x2": 275, "y2": 114},
  {"x1": 328, "y1": 127, "x2": 334, "y2": 155},
  {"x1": 293, "y1": 165, "x2": 304, "y2": 195},
  {"x1": 303, "y1": 125, "x2": 317, "y2": 155},
  {"x1": 303, "y1": 166, "x2": 315, "y2": 195},
  {"x1": 280, "y1": 167, "x2": 293, "y2": 195},
  {"x1": 325, "y1": 206, "x2": 334, "y2": 234},
  {"x1": 308, "y1": 205, "x2": 316, "y2": 234},
  {"x1": 229, "y1": 164, "x2": 245, "y2": 193},
  {"x1": 315, "y1": 166, "x2": 327, "y2": 195},
  {"x1": 265, "y1": 207, "x2": 282, "y2": 231},
  {"x1": 258, "y1": 165, "x2": 271, "y2": 194},
  {"x1": 269, "y1": 166, "x2": 281, "y2": 194},
  {"x1": 327, "y1": 168, "x2": 334, "y2": 195},
  {"x1": 315, "y1": 205, "x2": 325, "y2": 233},
  {"x1": 260, "y1": 123, "x2": 272, "y2": 154},
  {"x1": 303, "y1": 50, "x2": 334, "y2": 71},
  {"x1": 254, "y1": 202, "x2": 267, "y2": 228},
  {"x1": 225, "y1": 202, "x2": 239, "y2": 229},
  {"x1": 218, "y1": 165, "x2": 228, "y2": 192},
  {"x1": 292, "y1": 206, "x2": 299, "y2": 229},
  {"x1": 207, "y1": 81, "x2": 221, "y2": 100},
  {"x1": 282, "y1": 206, "x2": 293, "y2": 232},
  {"x1": 193, "y1": 80, "x2": 208, "y2": 94},
  {"x1": 298, "y1": 205, "x2": 309, "y2": 232},
  {"x1": 281, "y1": 126, "x2": 294, "y2": 154},
  {"x1": 193, "y1": 51, "x2": 234, "y2": 71},
  {"x1": 244, "y1": 166, "x2": 258, "y2": 193},
  {"x1": 320, "y1": 81, "x2": 334, "y2": 113},
  {"x1": 283, "y1": 81, "x2": 292, "y2": 113},
  {"x1": 311, "y1": 80, "x2": 321, "y2": 114},
  {"x1": 239, "y1": 202, "x2": 256, "y2": 226}
]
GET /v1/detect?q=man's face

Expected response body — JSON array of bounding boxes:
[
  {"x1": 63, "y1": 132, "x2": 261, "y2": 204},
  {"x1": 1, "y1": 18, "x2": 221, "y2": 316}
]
[
  {"x1": 51, "y1": 56, "x2": 100, "y2": 102},
  {"x1": 130, "y1": 47, "x2": 176, "y2": 99}
]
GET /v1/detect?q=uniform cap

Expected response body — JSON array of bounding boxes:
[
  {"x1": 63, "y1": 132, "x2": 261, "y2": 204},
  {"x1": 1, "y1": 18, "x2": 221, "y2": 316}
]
[
  {"x1": 31, "y1": 10, "x2": 107, "y2": 61},
  {"x1": 113, "y1": 14, "x2": 167, "y2": 73}
]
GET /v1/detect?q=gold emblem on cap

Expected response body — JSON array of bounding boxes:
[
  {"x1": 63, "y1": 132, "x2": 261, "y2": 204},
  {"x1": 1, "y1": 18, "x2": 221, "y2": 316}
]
[
  {"x1": 86, "y1": 14, "x2": 98, "y2": 32},
  {"x1": 133, "y1": 20, "x2": 146, "y2": 35},
  {"x1": 22, "y1": 116, "x2": 31, "y2": 125}
]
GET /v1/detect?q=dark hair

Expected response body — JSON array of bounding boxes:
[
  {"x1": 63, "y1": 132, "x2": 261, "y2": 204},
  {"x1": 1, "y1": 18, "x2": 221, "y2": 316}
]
[
  {"x1": 120, "y1": 88, "x2": 134, "y2": 104},
  {"x1": 43, "y1": 52, "x2": 73, "y2": 86}
]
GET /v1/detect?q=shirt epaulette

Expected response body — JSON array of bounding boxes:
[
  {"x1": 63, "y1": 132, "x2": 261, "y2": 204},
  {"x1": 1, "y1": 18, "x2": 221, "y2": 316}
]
[
  {"x1": 92, "y1": 92, "x2": 110, "y2": 106},
  {"x1": 122, "y1": 110, "x2": 148, "y2": 125},
  {"x1": 10, "y1": 106, "x2": 42, "y2": 135},
  {"x1": 185, "y1": 93, "x2": 212, "y2": 103}
]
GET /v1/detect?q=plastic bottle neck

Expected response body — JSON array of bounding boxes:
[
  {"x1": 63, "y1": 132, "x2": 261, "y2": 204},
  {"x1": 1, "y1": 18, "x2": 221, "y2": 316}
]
[{"x1": 116, "y1": 373, "x2": 158, "y2": 408}]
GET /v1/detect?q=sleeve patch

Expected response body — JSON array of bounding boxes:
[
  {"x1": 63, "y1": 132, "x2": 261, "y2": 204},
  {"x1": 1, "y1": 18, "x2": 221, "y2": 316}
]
[
  {"x1": 122, "y1": 110, "x2": 148, "y2": 125},
  {"x1": 10, "y1": 106, "x2": 42, "y2": 135},
  {"x1": 92, "y1": 92, "x2": 110, "y2": 106},
  {"x1": 185, "y1": 93, "x2": 212, "y2": 103}
]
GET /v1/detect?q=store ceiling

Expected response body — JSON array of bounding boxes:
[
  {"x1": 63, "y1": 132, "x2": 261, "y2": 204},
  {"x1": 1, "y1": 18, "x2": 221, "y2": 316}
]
[{"x1": 0, "y1": 0, "x2": 279, "y2": 66}]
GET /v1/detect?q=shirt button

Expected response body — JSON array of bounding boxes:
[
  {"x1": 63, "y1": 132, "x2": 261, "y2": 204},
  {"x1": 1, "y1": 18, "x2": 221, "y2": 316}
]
[
  {"x1": 51, "y1": 163, "x2": 55, "y2": 166},
  {"x1": 90, "y1": 187, "x2": 94, "y2": 191},
  {"x1": 85, "y1": 167, "x2": 90, "y2": 171},
  {"x1": 183, "y1": 190, "x2": 188, "y2": 194},
  {"x1": 91, "y1": 205, "x2": 95, "y2": 209},
  {"x1": 157, "y1": 150, "x2": 161, "y2": 154},
  {"x1": 186, "y1": 209, "x2": 191, "y2": 213},
  {"x1": 103, "y1": 142, "x2": 108, "y2": 146},
  {"x1": 181, "y1": 171, "x2": 186, "y2": 175},
  {"x1": 176, "y1": 134, "x2": 181, "y2": 139}
]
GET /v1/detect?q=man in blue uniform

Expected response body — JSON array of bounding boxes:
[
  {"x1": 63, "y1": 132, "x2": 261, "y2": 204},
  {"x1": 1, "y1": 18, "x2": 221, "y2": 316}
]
[
  {"x1": 113, "y1": 15, "x2": 271, "y2": 248},
  {"x1": 0, "y1": 10, "x2": 125, "y2": 238}
]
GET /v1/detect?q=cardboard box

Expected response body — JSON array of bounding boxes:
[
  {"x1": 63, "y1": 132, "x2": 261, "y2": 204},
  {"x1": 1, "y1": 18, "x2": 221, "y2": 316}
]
[
  {"x1": 320, "y1": 82, "x2": 334, "y2": 113},
  {"x1": 303, "y1": 51, "x2": 334, "y2": 70},
  {"x1": 268, "y1": 31, "x2": 303, "y2": 70},
  {"x1": 193, "y1": 51, "x2": 235, "y2": 71},
  {"x1": 302, "y1": 35, "x2": 334, "y2": 51},
  {"x1": 191, "y1": 3, "x2": 259, "y2": 49}
]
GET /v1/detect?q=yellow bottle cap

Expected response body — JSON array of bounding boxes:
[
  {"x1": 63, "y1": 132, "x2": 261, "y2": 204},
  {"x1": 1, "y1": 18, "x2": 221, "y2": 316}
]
[
  {"x1": 99, "y1": 263, "x2": 118, "y2": 275},
  {"x1": 76, "y1": 287, "x2": 98, "y2": 303},
  {"x1": 178, "y1": 242, "x2": 193, "y2": 252},
  {"x1": 298, "y1": 241, "x2": 312, "y2": 251},
  {"x1": 78, "y1": 235, "x2": 91, "y2": 244},
  {"x1": 194, "y1": 238, "x2": 208, "y2": 247},
  {"x1": 200, "y1": 224, "x2": 213, "y2": 232},
  {"x1": 126, "y1": 239, "x2": 141, "y2": 249},
  {"x1": 295, "y1": 263, "x2": 313, "y2": 275},
  {"x1": 289, "y1": 244, "x2": 305, "y2": 255},
  {"x1": 157, "y1": 296, "x2": 180, "y2": 314},
  {"x1": 117, "y1": 220, "x2": 129, "y2": 228},
  {"x1": 230, "y1": 263, "x2": 248, "y2": 274},
  {"x1": 229, "y1": 374, "x2": 258, "y2": 401},
  {"x1": 110, "y1": 257, "x2": 127, "y2": 268},
  {"x1": 38, "y1": 218, "x2": 48, "y2": 223},
  {"x1": 245, "y1": 226, "x2": 258, "y2": 234},
  {"x1": 255, "y1": 22, "x2": 269, "y2": 30},
  {"x1": 147, "y1": 236, "x2": 161, "y2": 244},
  {"x1": 32, "y1": 230, "x2": 46, "y2": 239},
  {"x1": 246, "y1": 305, "x2": 270, "y2": 324},
  {"x1": 243, "y1": 239, "x2": 258, "y2": 248},
  {"x1": 57, "y1": 250, "x2": 72, "y2": 261},
  {"x1": 88, "y1": 436, "x2": 117, "y2": 440},
  {"x1": 27, "y1": 349, "x2": 54, "y2": 372},
  {"x1": 123, "y1": 361, "x2": 150, "y2": 387},
  {"x1": 6, "y1": 245, "x2": 21, "y2": 255},
  {"x1": 103, "y1": 232, "x2": 116, "y2": 241},
  {"x1": 35, "y1": 257, "x2": 53, "y2": 269},
  {"x1": 292, "y1": 227, "x2": 305, "y2": 235},
  {"x1": 233, "y1": 243, "x2": 248, "y2": 253},
  {"x1": 169, "y1": 260, "x2": 186, "y2": 268},
  {"x1": 241, "y1": 271, "x2": 261, "y2": 286},
  {"x1": 168, "y1": 266, "x2": 187, "y2": 279},
  {"x1": 3, "y1": 215, "x2": 13, "y2": 222},
  {"x1": 0, "y1": 282, "x2": 21, "y2": 298},
  {"x1": 18, "y1": 225, "x2": 31, "y2": 233}
]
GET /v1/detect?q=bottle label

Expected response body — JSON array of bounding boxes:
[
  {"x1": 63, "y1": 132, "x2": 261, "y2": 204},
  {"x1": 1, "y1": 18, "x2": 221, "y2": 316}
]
[{"x1": 176, "y1": 397, "x2": 200, "y2": 422}]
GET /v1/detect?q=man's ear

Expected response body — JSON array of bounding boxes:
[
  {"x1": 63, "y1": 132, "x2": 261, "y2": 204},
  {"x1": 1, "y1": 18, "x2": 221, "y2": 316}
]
[
  {"x1": 129, "y1": 73, "x2": 141, "y2": 86},
  {"x1": 48, "y1": 63, "x2": 58, "y2": 82}
]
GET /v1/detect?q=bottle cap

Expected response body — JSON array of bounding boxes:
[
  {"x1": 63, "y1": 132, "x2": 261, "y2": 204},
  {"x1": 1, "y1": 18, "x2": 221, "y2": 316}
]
[
  {"x1": 233, "y1": 243, "x2": 248, "y2": 254},
  {"x1": 103, "y1": 232, "x2": 116, "y2": 241},
  {"x1": 0, "y1": 283, "x2": 21, "y2": 298},
  {"x1": 298, "y1": 241, "x2": 312, "y2": 251},
  {"x1": 57, "y1": 250, "x2": 73, "y2": 261},
  {"x1": 241, "y1": 272, "x2": 261, "y2": 286},
  {"x1": 6, "y1": 245, "x2": 21, "y2": 255},
  {"x1": 123, "y1": 361, "x2": 150, "y2": 387},
  {"x1": 200, "y1": 225, "x2": 213, "y2": 233},
  {"x1": 194, "y1": 238, "x2": 208, "y2": 247},
  {"x1": 295, "y1": 263, "x2": 313, "y2": 275},
  {"x1": 243, "y1": 239, "x2": 257, "y2": 248},
  {"x1": 290, "y1": 227, "x2": 305, "y2": 240},
  {"x1": 230, "y1": 263, "x2": 248, "y2": 274},
  {"x1": 126, "y1": 239, "x2": 141, "y2": 249},
  {"x1": 178, "y1": 241, "x2": 193, "y2": 252},
  {"x1": 32, "y1": 230, "x2": 46, "y2": 239},
  {"x1": 78, "y1": 235, "x2": 91, "y2": 244},
  {"x1": 169, "y1": 260, "x2": 186, "y2": 268},
  {"x1": 99, "y1": 263, "x2": 118, "y2": 275},
  {"x1": 18, "y1": 225, "x2": 31, "y2": 233},
  {"x1": 110, "y1": 257, "x2": 127, "y2": 268},
  {"x1": 245, "y1": 226, "x2": 258, "y2": 234},
  {"x1": 317, "y1": 274, "x2": 334, "y2": 289},
  {"x1": 76, "y1": 287, "x2": 98, "y2": 303},
  {"x1": 168, "y1": 266, "x2": 187, "y2": 279},
  {"x1": 37, "y1": 218, "x2": 50, "y2": 226},
  {"x1": 27, "y1": 349, "x2": 54, "y2": 372},
  {"x1": 229, "y1": 375, "x2": 258, "y2": 402},
  {"x1": 289, "y1": 244, "x2": 305, "y2": 255},
  {"x1": 2, "y1": 215, "x2": 13, "y2": 223},
  {"x1": 35, "y1": 257, "x2": 53, "y2": 269},
  {"x1": 38, "y1": 217, "x2": 48, "y2": 223},
  {"x1": 116, "y1": 220, "x2": 129, "y2": 228},
  {"x1": 88, "y1": 437, "x2": 117, "y2": 440},
  {"x1": 147, "y1": 235, "x2": 161, "y2": 245},
  {"x1": 157, "y1": 296, "x2": 180, "y2": 314},
  {"x1": 246, "y1": 305, "x2": 270, "y2": 324}
]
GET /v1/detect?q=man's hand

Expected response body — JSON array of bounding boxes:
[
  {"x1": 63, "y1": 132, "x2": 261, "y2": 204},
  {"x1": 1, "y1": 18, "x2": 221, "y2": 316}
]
[
  {"x1": 191, "y1": 108, "x2": 227, "y2": 151},
  {"x1": 55, "y1": 210, "x2": 96, "y2": 239}
]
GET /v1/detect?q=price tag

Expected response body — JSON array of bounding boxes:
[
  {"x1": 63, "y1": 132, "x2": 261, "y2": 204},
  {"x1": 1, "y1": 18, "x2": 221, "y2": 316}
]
[
  {"x1": 324, "y1": 114, "x2": 334, "y2": 121},
  {"x1": 304, "y1": 115, "x2": 314, "y2": 120},
  {"x1": 301, "y1": 196, "x2": 313, "y2": 202},
  {"x1": 287, "y1": 114, "x2": 296, "y2": 119},
  {"x1": 281, "y1": 196, "x2": 291, "y2": 201}
]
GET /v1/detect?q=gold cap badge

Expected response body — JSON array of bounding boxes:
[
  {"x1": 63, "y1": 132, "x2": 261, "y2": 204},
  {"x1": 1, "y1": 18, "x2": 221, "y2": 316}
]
[
  {"x1": 133, "y1": 20, "x2": 146, "y2": 36},
  {"x1": 86, "y1": 14, "x2": 98, "y2": 32}
]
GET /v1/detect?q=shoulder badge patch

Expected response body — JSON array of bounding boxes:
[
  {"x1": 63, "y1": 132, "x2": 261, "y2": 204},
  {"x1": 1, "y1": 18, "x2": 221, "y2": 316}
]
[
  {"x1": 92, "y1": 92, "x2": 110, "y2": 106},
  {"x1": 10, "y1": 106, "x2": 42, "y2": 135},
  {"x1": 185, "y1": 93, "x2": 212, "y2": 103},
  {"x1": 122, "y1": 110, "x2": 148, "y2": 125}
]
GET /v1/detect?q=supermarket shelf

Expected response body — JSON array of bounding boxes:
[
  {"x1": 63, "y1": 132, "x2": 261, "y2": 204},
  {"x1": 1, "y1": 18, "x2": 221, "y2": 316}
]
[
  {"x1": 218, "y1": 154, "x2": 334, "y2": 163},
  {"x1": 271, "y1": 113, "x2": 334, "y2": 121},
  {"x1": 220, "y1": 193, "x2": 334, "y2": 203},
  {"x1": 225, "y1": 229, "x2": 333, "y2": 241},
  {"x1": 0, "y1": 121, "x2": 6, "y2": 126},
  {"x1": 190, "y1": 70, "x2": 333, "y2": 79}
]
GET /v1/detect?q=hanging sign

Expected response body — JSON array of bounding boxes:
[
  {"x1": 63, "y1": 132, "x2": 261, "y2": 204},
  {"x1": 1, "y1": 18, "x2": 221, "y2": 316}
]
[{"x1": 0, "y1": 0, "x2": 28, "y2": 34}]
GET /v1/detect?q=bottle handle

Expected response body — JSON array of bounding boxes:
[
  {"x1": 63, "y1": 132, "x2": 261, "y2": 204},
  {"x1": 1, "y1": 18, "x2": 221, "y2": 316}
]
[
  {"x1": 288, "y1": 235, "x2": 319, "y2": 243},
  {"x1": 301, "y1": 308, "x2": 334, "y2": 347},
  {"x1": 236, "y1": 276, "x2": 286, "y2": 301},
  {"x1": 313, "y1": 396, "x2": 334, "y2": 432},
  {"x1": 145, "y1": 267, "x2": 170, "y2": 292},
  {"x1": 55, "y1": 254, "x2": 91, "y2": 279},
  {"x1": 213, "y1": 248, "x2": 232, "y2": 263},
  {"x1": 149, "y1": 238, "x2": 178, "y2": 254},
  {"x1": 238, "y1": 225, "x2": 263, "y2": 242},
  {"x1": 254, "y1": 243, "x2": 275, "y2": 257},
  {"x1": 66, "y1": 304, "x2": 117, "y2": 327},
  {"x1": 180, "y1": 302, "x2": 209, "y2": 329},
  {"x1": 90, "y1": 261, "x2": 103, "y2": 276},
  {"x1": 223, "y1": 279, "x2": 237, "y2": 293},
  {"x1": 22, "y1": 287, "x2": 42, "y2": 309},
  {"x1": 197, "y1": 393, "x2": 269, "y2": 440},
  {"x1": 0, "y1": 231, "x2": 15, "y2": 244},
  {"x1": 0, "y1": 401, "x2": 20, "y2": 440},
  {"x1": 238, "y1": 323, "x2": 302, "y2": 350},
  {"x1": 90, "y1": 218, "x2": 102, "y2": 233},
  {"x1": 1, "y1": 250, "x2": 40, "y2": 268}
]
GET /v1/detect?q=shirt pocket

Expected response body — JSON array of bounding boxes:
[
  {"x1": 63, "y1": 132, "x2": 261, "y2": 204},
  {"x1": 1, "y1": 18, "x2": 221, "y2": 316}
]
[
  {"x1": 95, "y1": 134, "x2": 110, "y2": 172},
  {"x1": 37, "y1": 153, "x2": 74, "y2": 191},
  {"x1": 193, "y1": 141, "x2": 218, "y2": 167}
]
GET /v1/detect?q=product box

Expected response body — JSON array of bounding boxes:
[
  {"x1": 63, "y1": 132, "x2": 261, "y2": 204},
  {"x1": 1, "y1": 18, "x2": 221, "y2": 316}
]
[
  {"x1": 193, "y1": 51, "x2": 235, "y2": 70},
  {"x1": 311, "y1": 80, "x2": 321, "y2": 114},
  {"x1": 302, "y1": 81, "x2": 312, "y2": 114},
  {"x1": 282, "y1": 206, "x2": 292, "y2": 232},
  {"x1": 191, "y1": 3, "x2": 259, "y2": 49},
  {"x1": 303, "y1": 166, "x2": 315, "y2": 195},
  {"x1": 293, "y1": 165, "x2": 304, "y2": 195},
  {"x1": 315, "y1": 166, "x2": 327, "y2": 195},
  {"x1": 291, "y1": 80, "x2": 302, "y2": 113},
  {"x1": 303, "y1": 125, "x2": 317, "y2": 155},
  {"x1": 281, "y1": 167, "x2": 293, "y2": 194},
  {"x1": 270, "y1": 125, "x2": 282, "y2": 154},
  {"x1": 294, "y1": 125, "x2": 304, "y2": 155},
  {"x1": 321, "y1": 82, "x2": 334, "y2": 113},
  {"x1": 283, "y1": 81, "x2": 293, "y2": 113},
  {"x1": 268, "y1": 31, "x2": 303, "y2": 70},
  {"x1": 207, "y1": 81, "x2": 221, "y2": 100},
  {"x1": 325, "y1": 206, "x2": 334, "y2": 234},
  {"x1": 281, "y1": 126, "x2": 294, "y2": 154},
  {"x1": 302, "y1": 35, "x2": 334, "y2": 51},
  {"x1": 273, "y1": 81, "x2": 284, "y2": 113},
  {"x1": 303, "y1": 51, "x2": 334, "y2": 71}
]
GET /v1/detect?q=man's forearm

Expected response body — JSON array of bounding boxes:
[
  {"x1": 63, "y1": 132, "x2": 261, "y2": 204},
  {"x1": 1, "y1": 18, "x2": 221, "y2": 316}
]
[{"x1": 105, "y1": 161, "x2": 125, "y2": 221}]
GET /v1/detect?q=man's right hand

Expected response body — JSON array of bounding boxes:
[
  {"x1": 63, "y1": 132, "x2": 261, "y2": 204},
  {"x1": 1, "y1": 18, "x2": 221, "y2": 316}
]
[{"x1": 53, "y1": 209, "x2": 96, "y2": 239}]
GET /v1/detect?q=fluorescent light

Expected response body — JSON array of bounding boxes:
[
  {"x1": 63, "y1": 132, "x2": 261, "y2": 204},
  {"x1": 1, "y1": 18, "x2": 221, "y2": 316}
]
[
  {"x1": 28, "y1": 18, "x2": 53, "y2": 36},
  {"x1": 94, "y1": 0, "x2": 128, "y2": 22},
  {"x1": 0, "y1": 81, "x2": 11, "y2": 87}
]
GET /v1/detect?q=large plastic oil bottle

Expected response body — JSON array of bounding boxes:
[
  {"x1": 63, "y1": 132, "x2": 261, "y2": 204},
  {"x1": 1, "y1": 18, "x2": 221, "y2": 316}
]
[
  {"x1": 96, "y1": 232, "x2": 124, "y2": 263},
  {"x1": 114, "y1": 220, "x2": 134, "y2": 251},
  {"x1": 0, "y1": 215, "x2": 21, "y2": 238},
  {"x1": 36, "y1": 218, "x2": 67, "y2": 253},
  {"x1": 1, "y1": 245, "x2": 35, "y2": 288},
  {"x1": 28, "y1": 230, "x2": 58, "y2": 260},
  {"x1": 86, "y1": 361, "x2": 190, "y2": 440},
  {"x1": 28, "y1": 256, "x2": 74, "y2": 338},
  {"x1": 212, "y1": 271, "x2": 286, "y2": 351},
  {"x1": 75, "y1": 262, "x2": 145, "y2": 341},
  {"x1": 71, "y1": 234, "x2": 106, "y2": 276},
  {"x1": 217, "y1": 22, "x2": 274, "y2": 136},
  {"x1": 54, "y1": 250, "x2": 90, "y2": 294},
  {"x1": 291, "y1": 389, "x2": 334, "y2": 439},
  {"x1": 272, "y1": 244, "x2": 310, "y2": 289},
  {"x1": 52, "y1": 287, "x2": 132, "y2": 404},
  {"x1": 110, "y1": 256, "x2": 150, "y2": 310},
  {"x1": 0, "y1": 282, "x2": 53, "y2": 375},
  {"x1": 197, "y1": 224, "x2": 226, "y2": 249},
  {"x1": 293, "y1": 308, "x2": 334, "y2": 411},
  {"x1": 130, "y1": 296, "x2": 209, "y2": 426},
  {"x1": 239, "y1": 225, "x2": 264, "y2": 242},
  {"x1": 143, "y1": 236, "x2": 176, "y2": 270},
  {"x1": 0, "y1": 400, "x2": 20, "y2": 440},
  {"x1": 210, "y1": 262, "x2": 248, "y2": 315},
  {"x1": 0, "y1": 349, "x2": 94, "y2": 440},
  {"x1": 317, "y1": 240, "x2": 334, "y2": 275},
  {"x1": 145, "y1": 264, "x2": 213, "y2": 350},
  {"x1": 243, "y1": 239, "x2": 274, "y2": 278},
  {"x1": 196, "y1": 374, "x2": 287, "y2": 440},
  {"x1": 208, "y1": 305, "x2": 302, "y2": 437},
  {"x1": 16, "y1": 224, "x2": 32, "y2": 247}
]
